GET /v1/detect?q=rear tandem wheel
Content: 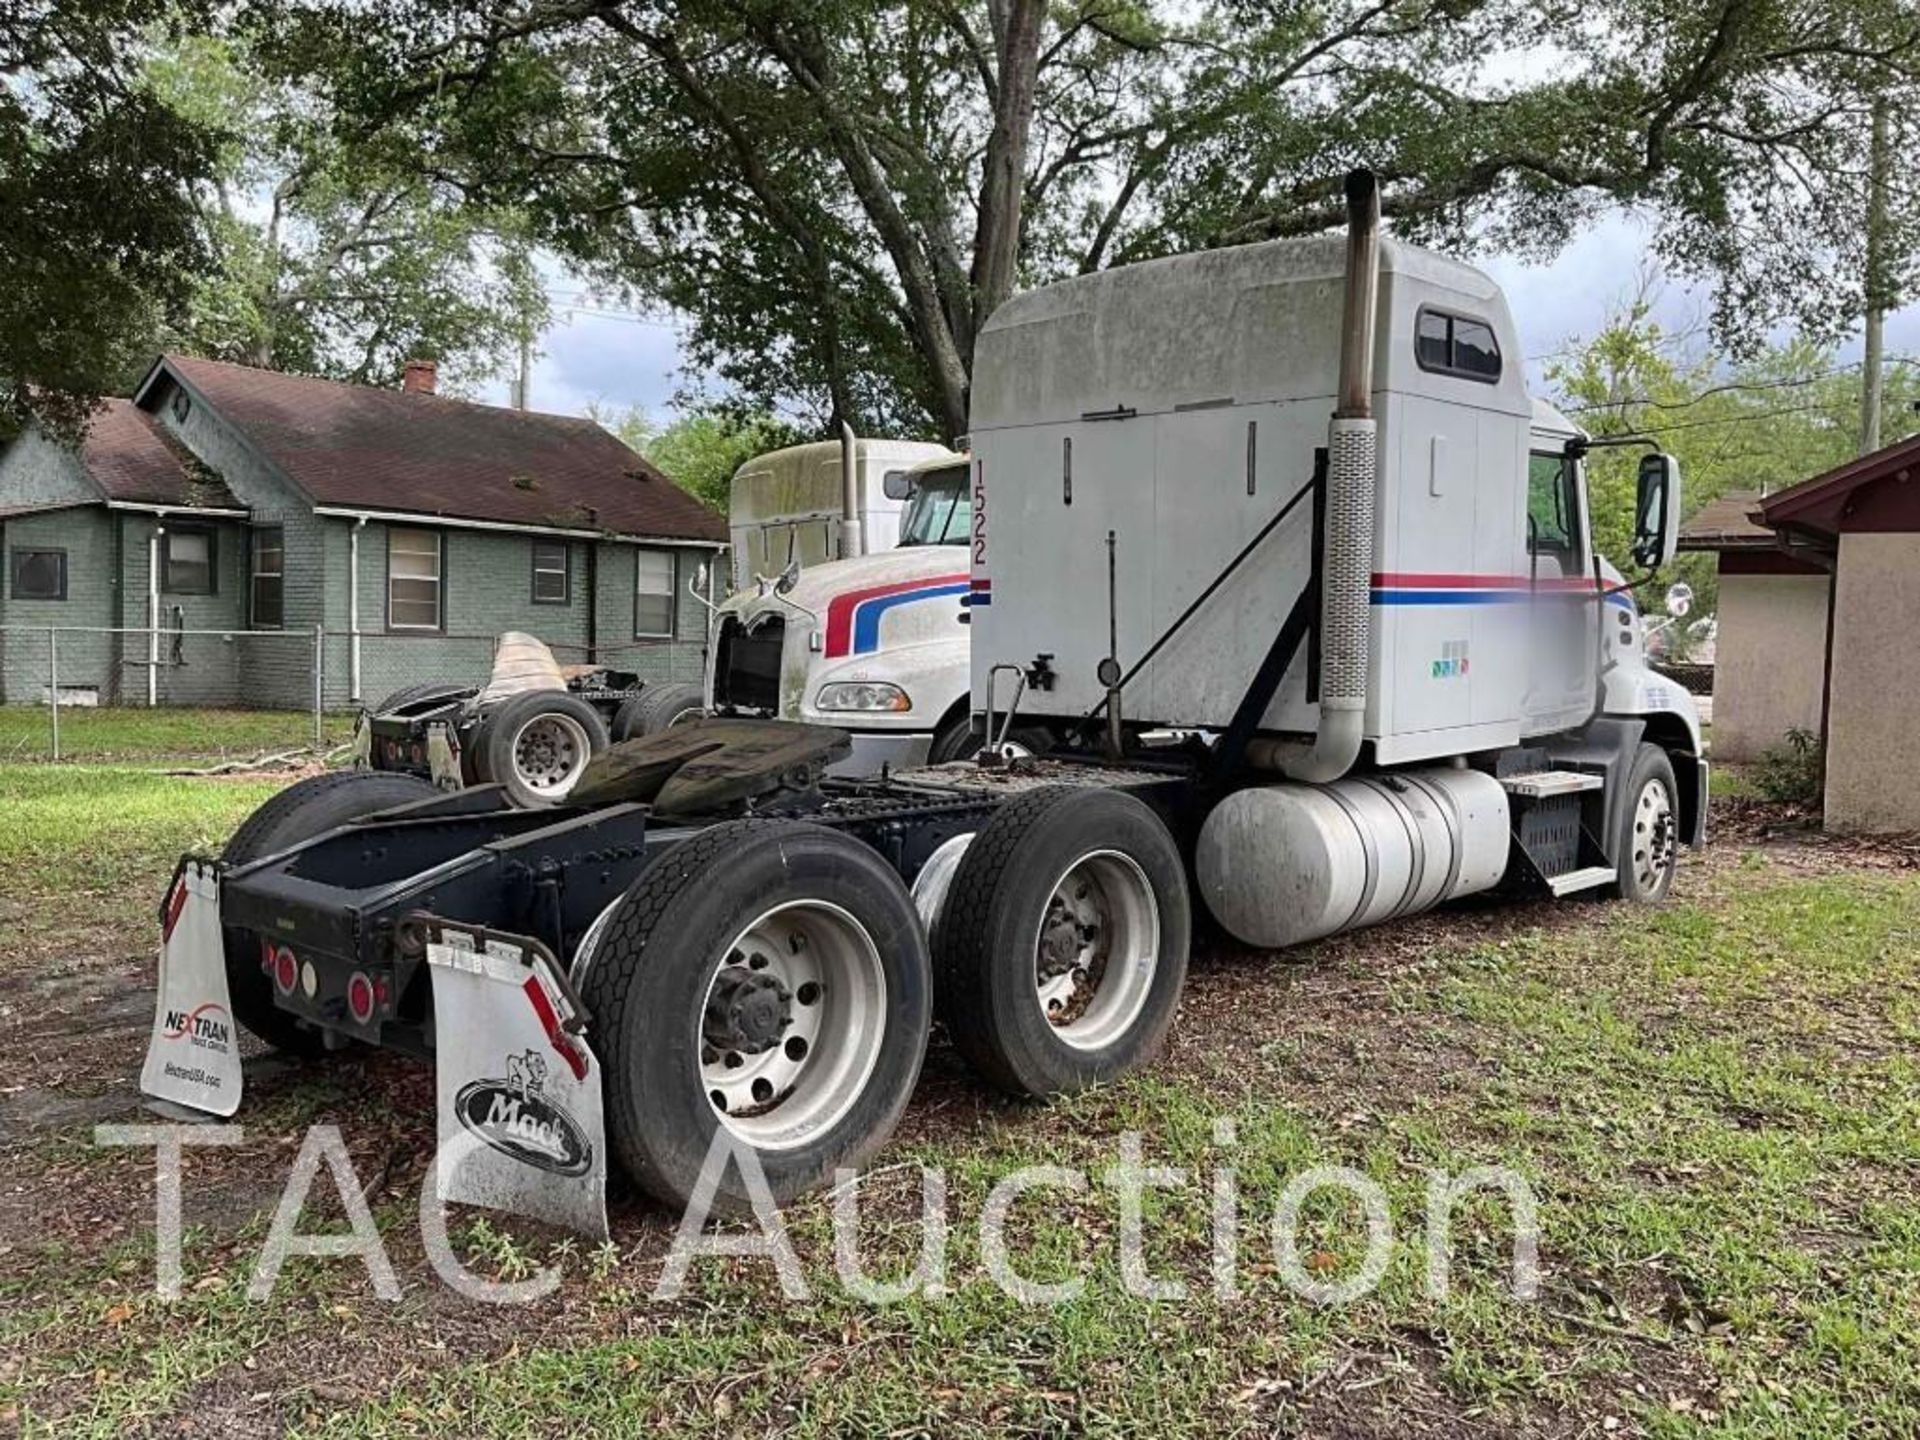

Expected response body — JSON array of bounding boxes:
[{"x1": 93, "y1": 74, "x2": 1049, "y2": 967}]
[
  {"x1": 932, "y1": 786, "x2": 1191, "y2": 1099},
  {"x1": 574, "y1": 818, "x2": 933, "y2": 1212}
]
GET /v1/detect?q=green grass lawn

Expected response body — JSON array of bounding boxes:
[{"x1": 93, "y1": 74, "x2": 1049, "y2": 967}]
[
  {"x1": 0, "y1": 704, "x2": 355, "y2": 765},
  {"x1": 0, "y1": 767, "x2": 1914, "y2": 1438}
]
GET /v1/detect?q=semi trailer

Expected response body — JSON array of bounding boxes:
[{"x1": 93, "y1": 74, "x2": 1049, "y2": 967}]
[{"x1": 143, "y1": 172, "x2": 1703, "y2": 1231}]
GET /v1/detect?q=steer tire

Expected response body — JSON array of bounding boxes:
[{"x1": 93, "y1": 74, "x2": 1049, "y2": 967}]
[
  {"x1": 474, "y1": 691, "x2": 608, "y2": 807},
  {"x1": 932, "y1": 786, "x2": 1190, "y2": 1099},
  {"x1": 1609, "y1": 743, "x2": 1680, "y2": 904},
  {"x1": 220, "y1": 771, "x2": 438, "y2": 1055},
  {"x1": 612, "y1": 681, "x2": 705, "y2": 741},
  {"x1": 576, "y1": 818, "x2": 932, "y2": 1214}
]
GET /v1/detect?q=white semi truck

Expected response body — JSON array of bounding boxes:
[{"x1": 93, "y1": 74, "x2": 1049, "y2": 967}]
[
  {"x1": 150, "y1": 172, "x2": 1704, "y2": 1224},
  {"x1": 711, "y1": 435, "x2": 1021, "y2": 773}
]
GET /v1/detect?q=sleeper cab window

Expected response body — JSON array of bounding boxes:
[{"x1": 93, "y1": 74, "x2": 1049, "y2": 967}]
[
  {"x1": 388, "y1": 526, "x2": 443, "y2": 630},
  {"x1": 635, "y1": 548, "x2": 676, "y2": 638},
  {"x1": 532, "y1": 539, "x2": 570, "y2": 605},
  {"x1": 250, "y1": 526, "x2": 285, "y2": 628},
  {"x1": 1415, "y1": 308, "x2": 1502, "y2": 382},
  {"x1": 162, "y1": 526, "x2": 216, "y2": 595},
  {"x1": 9, "y1": 547, "x2": 67, "y2": 601}
]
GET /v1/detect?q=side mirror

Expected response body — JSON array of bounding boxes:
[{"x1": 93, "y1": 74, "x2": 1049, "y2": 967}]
[
  {"x1": 1633, "y1": 452, "x2": 1681, "y2": 570},
  {"x1": 881, "y1": 468, "x2": 913, "y2": 501}
]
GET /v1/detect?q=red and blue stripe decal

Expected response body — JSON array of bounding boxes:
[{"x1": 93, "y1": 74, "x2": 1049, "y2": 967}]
[
  {"x1": 1371, "y1": 573, "x2": 1633, "y2": 609},
  {"x1": 824, "y1": 574, "x2": 971, "y2": 658}
]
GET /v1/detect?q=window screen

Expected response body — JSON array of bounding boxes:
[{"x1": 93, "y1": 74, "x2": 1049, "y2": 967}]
[
  {"x1": 388, "y1": 527, "x2": 442, "y2": 629},
  {"x1": 9, "y1": 548, "x2": 66, "y2": 600},
  {"x1": 635, "y1": 548, "x2": 676, "y2": 637},
  {"x1": 164, "y1": 527, "x2": 215, "y2": 594},
  {"x1": 251, "y1": 527, "x2": 284, "y2": 628},
  {"x1": 532, "y1": 540, "x2": 569, "y2": 604}
]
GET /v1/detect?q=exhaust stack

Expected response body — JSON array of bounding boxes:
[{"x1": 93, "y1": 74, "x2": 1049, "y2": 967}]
[
  {"x1": 1252, "y1": 168, "x2": 1380, "y2": 783},
  {"x1": 838, "y1": 420, "x2": 865, "y2": 560}
]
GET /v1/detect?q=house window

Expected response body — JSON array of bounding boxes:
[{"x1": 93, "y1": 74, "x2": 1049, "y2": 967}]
[
  {"x1": 9, "y1": 548, "x2": 66, "y2": 601},
  {"x1": 251, "y1": 526, "x2": 285, "y2": 628},
  {"x1": 388, "y1": 527, "x2": 443, "y2": 630},
  {"x1": 634, "y1": 548, "x2": 676, "y2": 638},
  {"x1": 1414, "y1": 308, "x2": 1502, "y2": 382},
  {"x1": 163, "y1": 527, "x2": 216, "y2": 594},
  {"x1": 532, "y1": 540, "x2": 570, "y2": 605}
]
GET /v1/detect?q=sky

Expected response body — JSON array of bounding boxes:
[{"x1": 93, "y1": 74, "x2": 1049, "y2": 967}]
[{"x1": 483, "y1": 212, "x2": 1920, "y2": 430}]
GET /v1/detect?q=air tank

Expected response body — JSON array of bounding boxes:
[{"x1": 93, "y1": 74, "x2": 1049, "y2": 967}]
[{"x1": 1195, "y1": 768, "x2": 1510, "y2": 949}]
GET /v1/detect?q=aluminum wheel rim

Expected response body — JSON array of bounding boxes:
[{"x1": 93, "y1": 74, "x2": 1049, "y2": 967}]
[
  {"x1": 699, "y1": 899, "x2": 887, "y2": 1151},
  {"x1": 511, "y1": 713, "x2": 591, "y2": 795},
  {"x1": 1034, "y1": 850, "x2": 1159, "y2": 1051},
  {"x1": 1632, "y1": 775, "x2": 1677, "y2": 892}
]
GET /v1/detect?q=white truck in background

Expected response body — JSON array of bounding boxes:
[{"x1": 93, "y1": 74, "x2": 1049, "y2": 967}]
[
  {"x1": 726, "y1": 434, "x2": 954, "y2": 587},
  {"x1": 710, "y1": 432, "x2": 1020, "y2": 773}
]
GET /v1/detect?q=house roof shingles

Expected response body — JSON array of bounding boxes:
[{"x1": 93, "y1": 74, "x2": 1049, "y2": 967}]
[
  {"x1": 1677, "y1": 489, "x2": 1772, "y2": 551},
  {"x1": 150, "y1": 354, "x2": 727, "y2": 543},
  {"x1": 81, "y1": 398, "x2": 239, "y2": 510}
]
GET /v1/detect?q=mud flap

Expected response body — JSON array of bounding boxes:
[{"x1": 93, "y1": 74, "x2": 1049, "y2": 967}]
[
  {"x1": 140, "y1": 859, "x2": 244, "y2": 1117},
  {"x1": 427, "y1": 925, "x2": 608, "y2": 1241},
  {"x1": 426, "y1": 722, "x2": 463, "y2": 791}
]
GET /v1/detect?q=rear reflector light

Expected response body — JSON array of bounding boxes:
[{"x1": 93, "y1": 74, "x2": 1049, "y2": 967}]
[
  {"x1": 272, "y1": 946, "x2": 298, "y2": 995},
  {"x1": 347, "y1": 972, "x2": 377, "y2": 1024}
]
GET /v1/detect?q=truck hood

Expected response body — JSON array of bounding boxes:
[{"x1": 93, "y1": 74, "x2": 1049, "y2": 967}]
[{"x1": 721, "y1": 546, "x2": 972, "y2": 629}]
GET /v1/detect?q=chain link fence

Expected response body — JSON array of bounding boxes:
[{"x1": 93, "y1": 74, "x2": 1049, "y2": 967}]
[{"x1": 0, "y1": 624, "x2": 712, "y2": 763}]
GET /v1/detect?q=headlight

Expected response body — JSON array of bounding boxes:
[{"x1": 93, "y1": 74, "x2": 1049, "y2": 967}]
[{"x1": 815, "y1": 681, "x2": 911, "y2": 713}]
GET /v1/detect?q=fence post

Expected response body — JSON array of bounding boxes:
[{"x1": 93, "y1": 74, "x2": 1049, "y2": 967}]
[
  {"x1": 47, "y1": 627, "x2": 59, "y2": 762},
  {"x1": 312, "y1": 623, "x2": 325, "y2": 750}
]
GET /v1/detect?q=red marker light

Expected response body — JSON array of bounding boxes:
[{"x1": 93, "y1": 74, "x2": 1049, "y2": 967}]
[
  {"x1": 272, "y1": 946, "x2": 298, "y2": 995},
  {"x1": 347, "y1": 972, "x2": 377, "y2": 1024}
]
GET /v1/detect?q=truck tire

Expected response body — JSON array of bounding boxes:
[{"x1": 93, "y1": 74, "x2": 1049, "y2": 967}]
[
  {"x1": 373, "y1": 681, "x2": 469, "y2": 714},
  {"x1": 575, "y1": 818, "x2": 932, "y2": 1213},
  {"x1": 928, "y1": 713, "x2": 1052, "y2": 764},
  {"x1": 220, "y1": 771, "x2": 438, "y2": 1055},
  {"x1": 1610, "y1": 743, "x2": 1680, "y2": 903},
  {"x1": 932, "y1": 786, "x2": 1189, "y2": 1098},
  {"x1": 612, "y1": 681, "x2": 705, "y2": 741},
  {"x1": 473, "y1": 691, "x2": 609, "y2": 806}
]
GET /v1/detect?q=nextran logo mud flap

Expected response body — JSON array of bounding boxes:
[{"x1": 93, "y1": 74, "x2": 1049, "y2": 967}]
[
  {"x1": 427, "y1": 925, "x2": 609, "y2": 1241},
  {"x1": 141, "y1": 859, "x2": 244, "y2": 1116}
]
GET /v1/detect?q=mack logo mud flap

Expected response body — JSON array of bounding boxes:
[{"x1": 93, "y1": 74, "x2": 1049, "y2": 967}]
[
  {"x1": 140, "y1": 859, "x2": 244, "y2": 1116},
  {"x1": 427, "y1": 927, "x2": 609, "y2": 1241}
]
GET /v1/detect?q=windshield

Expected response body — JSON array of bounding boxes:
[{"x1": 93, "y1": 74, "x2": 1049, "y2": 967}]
[{"x1": 896, "y1": 464, "x2": 971, "y2": 546}]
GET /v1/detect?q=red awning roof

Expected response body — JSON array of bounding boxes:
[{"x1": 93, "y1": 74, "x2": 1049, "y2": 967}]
[{"x1": 1760, "y1": 432, "x2": 1920, "y2": 539}]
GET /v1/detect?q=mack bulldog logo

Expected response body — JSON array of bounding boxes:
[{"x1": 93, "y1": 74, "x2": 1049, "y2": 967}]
[{"x1": 454, "y1": 1050, "x2": 593, "y2": 1177}]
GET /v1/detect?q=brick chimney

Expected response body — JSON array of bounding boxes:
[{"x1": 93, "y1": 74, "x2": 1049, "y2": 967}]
[{"x1": 402, "y1": 359, "x2": 438, "y2": 395}]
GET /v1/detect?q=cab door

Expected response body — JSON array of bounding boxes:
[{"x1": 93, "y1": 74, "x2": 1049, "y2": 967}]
[{"x1": 1520, "y1": 448, "x2": 1598, "y2": 736}]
